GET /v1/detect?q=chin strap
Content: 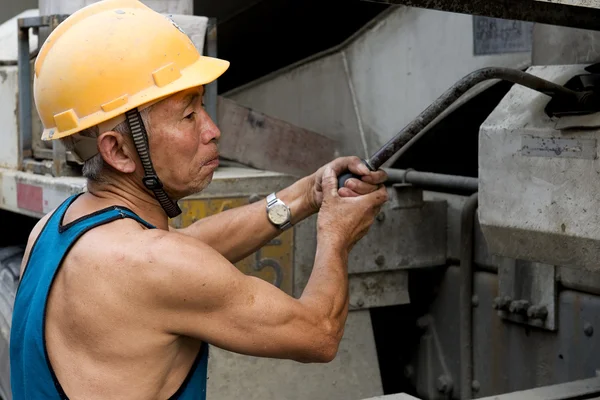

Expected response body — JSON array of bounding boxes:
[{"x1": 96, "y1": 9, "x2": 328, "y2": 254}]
[{"x1": 125, "y1": 109, "x2": 182, "y2": 219}]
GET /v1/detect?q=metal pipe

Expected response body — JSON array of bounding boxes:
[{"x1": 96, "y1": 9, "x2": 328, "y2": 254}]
[
  {"x1": 383, "y1": 168, "x2": 478, "y2": 193},
  {"x1": 17, "y1": 23, "x2": 32, "y2": 165},
  {"x1": 366, "y1": 67, "x2": 588, "y2": 171},
  {"x1": 460, "y1": 193, "x2": 478, "y2": 400},
  {"x1": 205, "y1": 18, "x2": 219, "y2": 125}
]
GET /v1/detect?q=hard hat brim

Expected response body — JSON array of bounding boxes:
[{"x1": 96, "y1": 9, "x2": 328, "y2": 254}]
[{"x1": 41, "y1": 55, "x2": 230, "y2": 141}]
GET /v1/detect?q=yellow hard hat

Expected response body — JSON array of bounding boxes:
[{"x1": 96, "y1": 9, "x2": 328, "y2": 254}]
[{"x1": 35, "y1": 0, "x2": 230, "y2": 141}]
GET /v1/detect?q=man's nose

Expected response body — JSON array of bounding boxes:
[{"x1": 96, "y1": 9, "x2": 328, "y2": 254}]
[{"x1": 201, "y1": 114, "x2": 221, "y2": 144}]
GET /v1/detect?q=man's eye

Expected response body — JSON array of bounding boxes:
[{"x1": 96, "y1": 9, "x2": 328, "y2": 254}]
[{"x1": 185, "y1": 112, "x2": 196, "y2": 120}]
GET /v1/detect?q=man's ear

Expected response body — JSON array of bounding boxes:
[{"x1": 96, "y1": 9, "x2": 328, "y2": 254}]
[{"x1": 97, "y1": 131, "x2": 137, "y2": 174}]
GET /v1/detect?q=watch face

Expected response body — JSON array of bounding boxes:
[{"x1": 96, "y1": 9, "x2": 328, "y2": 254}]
[{"x1": 268, "y1": 204, "x2": 289, "y2": 225}]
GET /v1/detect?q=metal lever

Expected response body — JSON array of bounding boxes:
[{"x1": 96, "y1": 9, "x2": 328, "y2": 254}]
[
  {"x1": 337, "y1": 66, "x2": 599, "y2": 189},
  {"x1": 337, "y1": 159, "x2": 374, "y2": 189}
]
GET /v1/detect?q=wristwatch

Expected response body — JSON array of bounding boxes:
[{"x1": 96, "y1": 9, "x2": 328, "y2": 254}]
[{"x1": 266, "y1": 192, "x2": 292, "y2": 230}]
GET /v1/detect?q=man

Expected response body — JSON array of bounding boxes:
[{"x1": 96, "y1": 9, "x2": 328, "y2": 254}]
[{"x1": 10, "y1": 0, "x2": 388, "y2": 399}]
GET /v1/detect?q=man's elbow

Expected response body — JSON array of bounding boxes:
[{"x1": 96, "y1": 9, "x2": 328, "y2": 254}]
[
  {"x1": 313, "y1": 342, "x2": 339, "y2": 363},
  {"x1": 301, "y1": 320, "x2": 344, "y2": 363}
]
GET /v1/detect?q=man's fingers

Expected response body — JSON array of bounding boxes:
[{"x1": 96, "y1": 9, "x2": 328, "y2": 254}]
[
  {"x1": 364, "y1": 184, "x2": 390, "y2": 206},
  {"x1": 356, "y1": 170, "x2": 388, "y2": 185},
  {"x1": 338, "y1": 187, "x2": 361, "y2": 198},
  {"x1": 342, "y1": 178, "x2": 380, "y2": 195},
  {"x1": 346, "y1": 158, "x2": 371, "y2": 176},
  {"x1": 321, "y1": 166, "x2": 340, "y2": 200},
  {"x1": 328, "y1": 156, "x2": 364, "y2": 175}
]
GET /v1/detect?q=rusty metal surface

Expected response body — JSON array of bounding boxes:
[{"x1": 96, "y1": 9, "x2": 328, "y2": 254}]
[
  {"x1": 459, "y1": 193, "x2": 478, "y2": 400},
  {"x1": 412, "y1": 301, "x2": 460, "y2": 399},
  {"x1": 217, "y1": 96, "x2": 338, "y2": 177},
  {"x1": 360, "y1": 0, "x2": 600, "y2": 30},
  {"x1": 348, "y1": 196, "x2": 447, "y2": 274},
  {"x1": 413, "y1": 266, "x2": 600, "y2": 399},
  {"x1": 495, "y1": 258, "x2": 557, "y2": 331},
  {"x1": 349, "y1": 270, "x2": 409, "y2": 309}
]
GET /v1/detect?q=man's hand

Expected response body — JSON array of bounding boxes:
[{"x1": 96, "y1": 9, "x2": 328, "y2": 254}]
[
  {"x1": 306, "y1": 156, "x2": 388, "y2": 213},
  {"x1": 316, "y1": 166, "x2": 389, "y2": 252}
]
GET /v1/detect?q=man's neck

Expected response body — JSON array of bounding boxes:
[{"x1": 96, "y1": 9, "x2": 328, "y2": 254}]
[{"x1": 85, "y1": 178, "x2": 172, "y2": 230}]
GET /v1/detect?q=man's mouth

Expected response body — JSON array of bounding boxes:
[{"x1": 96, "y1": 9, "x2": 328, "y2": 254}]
[{"x1": 204, "y1": 156, "x2": 219, "y2": 167}]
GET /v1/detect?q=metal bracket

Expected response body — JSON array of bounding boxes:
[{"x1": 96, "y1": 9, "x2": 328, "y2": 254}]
[
  {"x1": 349, "y1": 192, "x2": 447, "y2": 274},
  {"x1": 17, "y1": 15, "x2": 69, "y2": 173},
  {"x1": 493, "y1": 257, "x2": 557, "y2": 331},
  {"x1": 204, "y1": 17, "x2": 218, "y2": 125},
  {"x1": 391, "y1": 183, "x2": 424, "y2": 209}
]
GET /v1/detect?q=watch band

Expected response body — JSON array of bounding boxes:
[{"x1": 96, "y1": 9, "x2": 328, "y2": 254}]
[
  {"x1": 279, "y1": 220, "x2": 292, "y2": 230},
  {"x1": 266, "y1": 193, "x2": 292, "y2": 230},
  {"x1": 266, "y1": 192, "x2": 278, "y2": 207}
]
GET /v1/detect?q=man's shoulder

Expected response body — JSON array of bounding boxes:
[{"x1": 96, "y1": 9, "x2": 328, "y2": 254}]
[{"x1": 72, "y1": 220, "x2": 216, "y2": 276}]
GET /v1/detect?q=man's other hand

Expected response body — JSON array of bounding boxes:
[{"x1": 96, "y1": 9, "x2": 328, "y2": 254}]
[{"x1": 306, "y1": 156, "x2": 388, "y2": 212}]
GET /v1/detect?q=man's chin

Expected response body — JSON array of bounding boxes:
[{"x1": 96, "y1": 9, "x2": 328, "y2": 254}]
[{"x1": 185, "y1": 176, "x2": 214, "y2": 197}]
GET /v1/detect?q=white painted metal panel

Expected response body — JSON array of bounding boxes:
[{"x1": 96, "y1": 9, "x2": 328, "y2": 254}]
[
  {"x1": 0, "y1": 67, "x2": 21, "y2": 170},
  {"x1": 346, "y1": 7, "x2": 531, "y2": 154},
  {"x1": 227, "y1": 52, "x2": 368, "y2": 158},
  {"x1": 0, "y1": 168, "x2": 85, "y2": 218},
  {"x1": 478, "y1": 65, "x2": 600, "y2": 270},
  {"x1": 0, "y1": 9, "x2": 38, "y2": 63},
  {"x1": 226, "y1": 6, "x2": 531, "y2": 156}
]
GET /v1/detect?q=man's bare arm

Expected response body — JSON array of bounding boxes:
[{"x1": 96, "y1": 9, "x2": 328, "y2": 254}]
[
  {"x1": 174, "y1": 157, "x2": 388, "y2": 263},
  {"x1": 173, "y1": 176, "x2": 314, "y2": 264},
  {"x1": 144, "y1": 168, "x2": 388, "y2": 362}
]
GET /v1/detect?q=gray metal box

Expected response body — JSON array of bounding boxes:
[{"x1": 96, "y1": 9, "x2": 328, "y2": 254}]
[{"x1": 479, "y1": 64, "x2": 600, "y2": 270}]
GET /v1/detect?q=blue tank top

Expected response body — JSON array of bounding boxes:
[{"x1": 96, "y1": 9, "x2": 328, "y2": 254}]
[{"x1": 10, "y1": 193, "x2": 208, "y2": 400}]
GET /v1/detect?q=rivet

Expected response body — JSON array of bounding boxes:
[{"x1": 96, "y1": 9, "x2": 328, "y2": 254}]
[
  {"x1": 584, "y1": 322, "x2": 594, "y2": 337},
  {"x1": 436, "y1": 375, "x2": 453, "y2": 394}
]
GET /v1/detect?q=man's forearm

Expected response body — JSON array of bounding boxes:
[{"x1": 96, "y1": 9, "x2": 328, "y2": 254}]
[
  {"x1": 176, "y1": 176, "x2": 316, "y2": 263},
  {"x1": 299, "y1": 235, "x2": 349, "y2": 341}
]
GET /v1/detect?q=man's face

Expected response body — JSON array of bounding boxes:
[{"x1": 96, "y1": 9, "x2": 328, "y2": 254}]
[{"x1": 146, "y1": 86, "x2": 221, "y2": 198}]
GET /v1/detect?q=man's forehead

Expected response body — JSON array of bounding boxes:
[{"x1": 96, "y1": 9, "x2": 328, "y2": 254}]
[
  {"x1": 148, "y1": 86, "x2": 204, "y2": 117},
  {"x1": 173, "y1": 86, "x2": 205, "y2": 106}
]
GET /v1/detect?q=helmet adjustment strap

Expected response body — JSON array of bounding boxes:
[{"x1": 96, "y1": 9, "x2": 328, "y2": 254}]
[{"x1": 125, "y1": 109, "x2": 182, "y2": 218}]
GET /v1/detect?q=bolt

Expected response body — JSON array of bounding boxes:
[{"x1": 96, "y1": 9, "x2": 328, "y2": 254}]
[
  {"x1": 584, "y1": 322, "x2": 594, "y2": 337},
  {"x1": 356, "y1": 299, "x2": 365, "y2": 308},
  {"x1": 527, "y1": 305, "x2": 548, "y2": 321},
  {"x1": 375, "y1": 255, "x2": 386, "y2": 266},
  {"x1": 493, "y1": 296, "x2": 512, "y2": 311},
  {"x1": 436, "y1": 375, "x2": 453, "y2": 394},
  {"x1": 472, "y1": 380, "x2": 481, "y2": 393},
  {"x1": 416, "y1": 315, "x2": 430, "y2": 330},
  {"x1": 376, "y1": 212, "x2": 386, "y2": 222},
  {"x1": 509, "y1": 299, "x2": 530, "y2": 315},
  {"x1": 472, "y1": 295, "x2": 479, "y2": 308},
  {"x1": 404, "y1": 364, "x2": 414, "y2": 379}
]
